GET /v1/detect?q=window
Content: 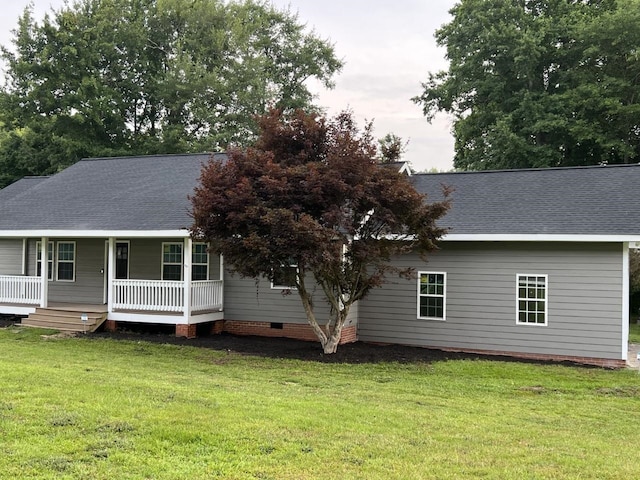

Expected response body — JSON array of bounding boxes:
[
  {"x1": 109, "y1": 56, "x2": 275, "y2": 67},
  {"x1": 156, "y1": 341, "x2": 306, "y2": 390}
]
[
  {"x1": 56, "y1": 242, "x2": 76, "y2": 282},
  {"x1": 418, "y1": 272, "x2": 446, "y2": 320},
  {"x1": 517, "y1": 274, "x2": 548, "y2": 325},
  {"x1": 271, "y1": 264, "x2": 298, "y2": 289},
  {"x1": 162, "y1": 243, "x2": 183, "y2": 281},
  {"x1": 115, "y1": 241, "x2": 129, "y2": 279},
  {"x1": 192, "y1": 243, "x2": 209, "y2": 281},
  {"x1": 36, "y1": 241, "x2": 54, "y2": 280}
]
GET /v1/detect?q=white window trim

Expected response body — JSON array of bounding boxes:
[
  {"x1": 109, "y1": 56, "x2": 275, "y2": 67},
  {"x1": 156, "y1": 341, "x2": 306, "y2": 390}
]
[
  {"x1": 162, "y1": 242, "x2": 183, "y2": 281},
  {"x1": 56, "y1": 241, "x2": 76, "y2": 282},
  {"x1": 417, "y1": 271, "x2": 447, "y2": 321},
  {"x1": 192, "y1": 242, "x2": 209, "y2": 281},
  {"x1": 516, "y1": 273, "x2": 548, "y2": 326},
  {"x1": 36, "y1": 241, "x2": 54, "y2": 281},
  {"x1": 270, "y1": 264, "x2": 299, "y2": 290}
]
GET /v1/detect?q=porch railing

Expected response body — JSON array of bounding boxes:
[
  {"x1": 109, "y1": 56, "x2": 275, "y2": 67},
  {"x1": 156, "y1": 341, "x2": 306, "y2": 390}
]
[
  {"x1": 112, "y1": 279, "x2": 223, "y2": 313},
  {"x1": 191, "y1": 280, "x2": 223, "y2": 312},
  {"x1": 0, "y1": 275, "x2": 41, "y2": 305}
]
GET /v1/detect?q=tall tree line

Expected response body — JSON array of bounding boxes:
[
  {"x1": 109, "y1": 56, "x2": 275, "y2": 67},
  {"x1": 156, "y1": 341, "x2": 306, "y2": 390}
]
[
  {"x1": 0, "y1": 0, "x2": 342, "y2": 187},
  {"x1": 415, "y1": 0, "x2": 640, "y2": 170}
]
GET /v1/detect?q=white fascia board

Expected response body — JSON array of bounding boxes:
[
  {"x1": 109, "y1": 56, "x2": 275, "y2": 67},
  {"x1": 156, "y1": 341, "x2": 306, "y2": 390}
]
[
  {"x1": 442, "y1": 233, "x2": 640, "y2": 243},
  {"x1": 0, "y1": 229, "x2": 190, "y2": 238},
  {"x1": 398, "y1": 162, "x2": 412, "y2": 176}
]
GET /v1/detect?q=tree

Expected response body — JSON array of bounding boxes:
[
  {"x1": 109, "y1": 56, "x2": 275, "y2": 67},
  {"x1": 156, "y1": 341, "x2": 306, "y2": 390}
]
[
  {"x1": 190, "y1": 109, "x2": 450, "y2": 353},
  {"x1": 0, "y1": 0, "x2": 342, "y2": 187},
  {"x1": 414, "y1": 0, "x2": 640, "y2": 171},
  {"x1": 377, "y1": 133, "x2": 408, "y2": 164}
]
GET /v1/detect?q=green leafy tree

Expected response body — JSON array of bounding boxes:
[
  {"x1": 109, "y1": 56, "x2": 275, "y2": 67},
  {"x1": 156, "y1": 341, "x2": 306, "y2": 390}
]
[
  {"x1": 377, "y1": 133, "x2": 408, "y2": 164},
  {"x1": 414, "y1": 0, "x2": 640, "y2": 170},
  {"x1": 0, "y1": 0, "x2": 342, "y2": 187},
  {"x1": 191, "y1": 109, "x2": 450, "y2": 353}
]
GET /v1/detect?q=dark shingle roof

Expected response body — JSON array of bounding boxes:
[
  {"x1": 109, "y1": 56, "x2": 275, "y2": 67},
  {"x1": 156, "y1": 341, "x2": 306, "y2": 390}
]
[
  {"x1": 0, "y1": 153, "x2": 222, "y2": 231},
  {"x1": 0, "y1": 176, "x2": 50, "y2": 202},
  {"x1": 412, "y1": 164, "x2": 640, "y2": 236},
  {"x1": 1, "y1": 154, "x2": 639, "y2": 237}
]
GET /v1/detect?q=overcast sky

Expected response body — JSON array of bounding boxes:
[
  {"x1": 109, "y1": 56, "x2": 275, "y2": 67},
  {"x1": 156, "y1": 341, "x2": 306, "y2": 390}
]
[{"x1": 0, "y1": 0, "x2": 456, "y2": 172}]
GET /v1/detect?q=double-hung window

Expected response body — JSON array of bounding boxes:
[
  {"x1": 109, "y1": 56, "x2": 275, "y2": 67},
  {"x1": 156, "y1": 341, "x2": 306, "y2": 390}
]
[
  {"x1": 271, "y1": 263, "x2": 298, "y2": 289},
  {"x1": 417, "y1": 272, "x2": 446, "y2": 320},
  {"x1": 517, "y1": 274, "x2": 548, "y2": 325},
  {"x1": 162, "y1": 243, "x2": 183, "y2": 281},
  {"x1": 36, "y1": 241, "x2": 54, "y2": 280},
  {"x1": 56, "y1": 242, "x2": 76, "y2": 282},
  {"x1": 192, "y1": 243, "x2": 209, "y2": 281}
]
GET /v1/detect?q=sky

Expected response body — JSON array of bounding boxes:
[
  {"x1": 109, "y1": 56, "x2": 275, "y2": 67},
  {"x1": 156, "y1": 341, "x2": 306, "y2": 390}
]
[{"x1": 0, "y1": 0, "x2": 457, "y2": 172}]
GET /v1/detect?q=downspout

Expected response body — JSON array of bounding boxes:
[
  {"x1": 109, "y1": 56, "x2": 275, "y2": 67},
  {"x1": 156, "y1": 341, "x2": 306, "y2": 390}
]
[{"x1": 219, "y1": 254, "x2": 224, "y2": 311}]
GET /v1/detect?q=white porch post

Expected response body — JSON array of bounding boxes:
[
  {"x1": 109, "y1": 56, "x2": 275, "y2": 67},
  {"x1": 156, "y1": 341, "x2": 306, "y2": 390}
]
[
  {"x1": 107, "y1": 237, "x2": 115, "y2": 313},
  {"x1": 183, "y1": 237, "x2": 192, "y2": 323},
  {"x1": 40, "y1": 236, "x2": 49, "y2": 308},
  {"x1": 21, "y1": 239, "x2": 27, "y2": 275}
]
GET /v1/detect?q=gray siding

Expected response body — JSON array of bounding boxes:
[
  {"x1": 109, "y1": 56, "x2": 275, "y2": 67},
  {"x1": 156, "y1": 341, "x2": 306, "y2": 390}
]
[
  {"x1": 224, "y1": 272, "x2": 356, "y2": 328},
  {"x1": 27, "y1": 238, "x2": 105, "y2": 304},
  {"x1": 129, "y1": 239, "x2": 162, "y2": 280},
  {"x1": 0, "y1": 239, "x2": 23, "y2": 274},
  {"x1": 129, "y1": 239, "x2": 221, "y2": 280},
  {"x1": 358, "y1": 242, "x2": 624, "y2": 360}
]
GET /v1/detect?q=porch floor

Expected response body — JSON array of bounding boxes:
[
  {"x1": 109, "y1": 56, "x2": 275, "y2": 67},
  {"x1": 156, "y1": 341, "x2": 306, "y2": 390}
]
[{"x1": 47, "y1": 302, "x2": 108, "y2": 313}]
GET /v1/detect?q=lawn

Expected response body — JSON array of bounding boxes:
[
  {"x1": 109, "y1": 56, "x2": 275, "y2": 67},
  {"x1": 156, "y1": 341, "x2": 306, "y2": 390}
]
[{"x1": 1, "y1": 327, "x2": 639, "y2": 479}]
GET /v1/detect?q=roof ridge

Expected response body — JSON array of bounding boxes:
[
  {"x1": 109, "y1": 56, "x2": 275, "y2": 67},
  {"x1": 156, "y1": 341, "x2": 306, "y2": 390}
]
[
  {"x1": 79, "y1": 152, "x2": 223, "y2": 162},
  {"x1": 414, "y1": 163, "x2": 640, "y2": 176}
]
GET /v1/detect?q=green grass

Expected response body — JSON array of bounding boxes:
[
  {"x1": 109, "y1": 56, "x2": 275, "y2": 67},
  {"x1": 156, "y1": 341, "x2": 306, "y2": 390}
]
[{"x1": 1, "y1": 327, "x2": 640, "y2": 479}]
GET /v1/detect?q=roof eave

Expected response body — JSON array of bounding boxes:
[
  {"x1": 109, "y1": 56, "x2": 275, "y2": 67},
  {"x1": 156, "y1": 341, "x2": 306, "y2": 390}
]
[
  {"x1": 0, "y1": 229, "x2": 190, "y2": 238},
  {"x1": 443, "y1": 233, "x2": 640, "y2": 243}
]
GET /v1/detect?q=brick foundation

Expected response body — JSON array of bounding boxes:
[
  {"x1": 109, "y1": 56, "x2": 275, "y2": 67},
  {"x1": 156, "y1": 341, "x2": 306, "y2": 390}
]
[
  {"x1": 104, "y1": 320, "x2": 118, "y2": 332},
  {"x1": 176, "y1": 323, "x2": 197, "y2": 339},
  {"x1": 223, "y1": 320, "x2": 358, "y2": 345},
  {"x1": 436, "y1": 346, "x2": 626, "y2": 369},
  {"x1": 210, "y1": 320, "x2": 224, "y2": 335}
]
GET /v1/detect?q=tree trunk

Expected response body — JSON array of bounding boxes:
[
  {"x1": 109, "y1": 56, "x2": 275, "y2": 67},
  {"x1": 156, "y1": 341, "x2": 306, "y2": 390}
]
[
  {"x1": 297, "y1": 280, "x2": 350, "y2": 354},
  {"x1": 322, "y1": 334, "x2": 340, "y2": 354},
  {"x1": 320, "y1": 309, "x2": 348, "y2": 354}
]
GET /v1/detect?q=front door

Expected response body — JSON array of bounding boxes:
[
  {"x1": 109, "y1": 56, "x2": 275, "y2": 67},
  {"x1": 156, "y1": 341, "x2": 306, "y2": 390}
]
[{"x1": 103, "y1": 241, "x2": 130, "y2": 304}]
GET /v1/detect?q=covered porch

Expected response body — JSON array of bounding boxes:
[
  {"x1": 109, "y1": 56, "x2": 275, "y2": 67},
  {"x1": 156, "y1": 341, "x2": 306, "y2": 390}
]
[{"x1": 0, "y1": 234, "x2": 224, "y2": 332}]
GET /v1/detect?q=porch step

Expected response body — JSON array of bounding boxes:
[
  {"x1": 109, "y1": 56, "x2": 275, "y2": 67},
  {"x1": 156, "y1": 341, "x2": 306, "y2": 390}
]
[{"x1": 21, "y1": 307, "x2": 107, "y2": 333}]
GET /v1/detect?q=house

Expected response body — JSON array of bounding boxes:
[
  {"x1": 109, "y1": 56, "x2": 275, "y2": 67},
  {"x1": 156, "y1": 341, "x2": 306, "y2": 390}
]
[{"x1": 0, "y1": 154, "x2": 637, "y2": 367}]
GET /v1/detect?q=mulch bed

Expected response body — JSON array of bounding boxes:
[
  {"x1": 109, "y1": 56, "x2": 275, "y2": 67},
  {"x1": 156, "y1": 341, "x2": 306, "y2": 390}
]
[
  {"x1": 0, "y1": 316, "x2": 20, "y2": 328},
  {"x1": 0, "y1": 314, "x2": 595, "y2": 367},
  {"x1": 92, "y1": 330, "x2": 476, "y2": 364}
]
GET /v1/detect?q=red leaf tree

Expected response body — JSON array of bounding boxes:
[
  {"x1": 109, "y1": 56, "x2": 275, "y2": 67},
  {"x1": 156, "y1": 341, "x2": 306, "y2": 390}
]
[{"x1": 190, "y1": 109, "x2": 450, "y2": 353}]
